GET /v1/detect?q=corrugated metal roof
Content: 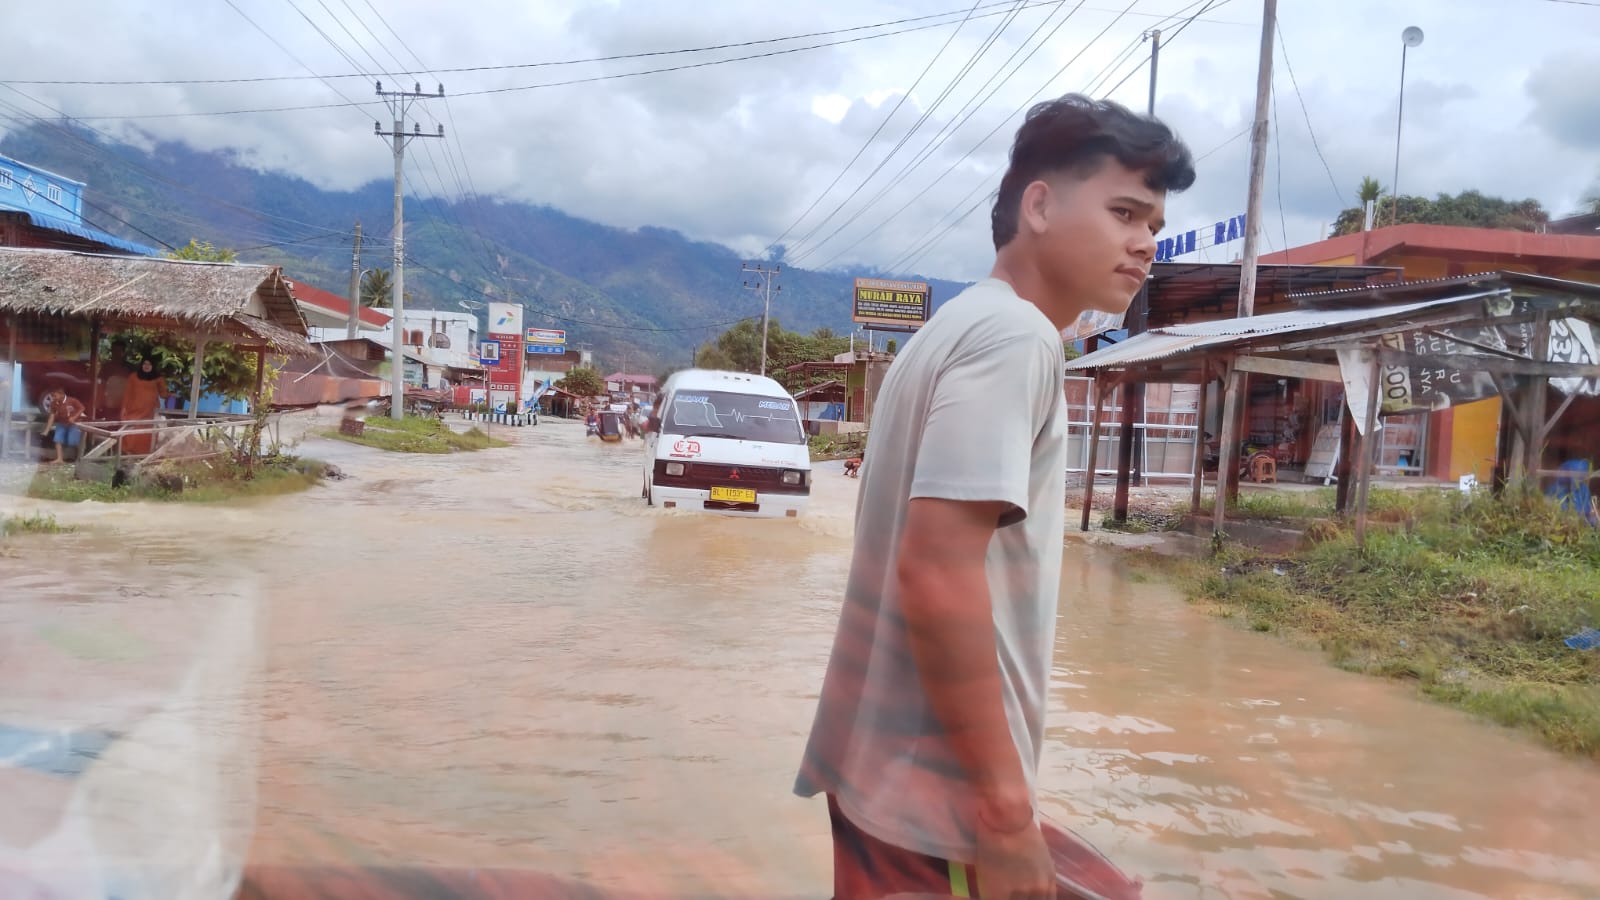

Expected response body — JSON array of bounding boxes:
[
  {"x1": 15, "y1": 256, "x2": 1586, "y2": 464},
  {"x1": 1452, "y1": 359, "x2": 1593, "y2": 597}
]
[
  {"x1": 1290, "y1": 270, "x2": 1600, "y2": 307},
  {"x1": 12, "y1": 209, "x2": 160, "y2": 257},
  {"x1": 1065, "y1": 290, "x2": 1507, "y2": 371}
]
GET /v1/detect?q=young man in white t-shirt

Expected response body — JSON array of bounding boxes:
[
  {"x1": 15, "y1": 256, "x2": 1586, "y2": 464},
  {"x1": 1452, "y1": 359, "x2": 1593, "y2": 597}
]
[{"x1": 796, "y1": 94, "x2": 1194, "y2": 900}]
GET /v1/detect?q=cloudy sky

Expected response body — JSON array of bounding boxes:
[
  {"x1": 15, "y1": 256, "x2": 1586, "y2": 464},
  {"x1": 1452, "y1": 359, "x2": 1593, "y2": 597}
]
[{"x1": 2, "y1": 0, "x2": 1597, "y2": 282}]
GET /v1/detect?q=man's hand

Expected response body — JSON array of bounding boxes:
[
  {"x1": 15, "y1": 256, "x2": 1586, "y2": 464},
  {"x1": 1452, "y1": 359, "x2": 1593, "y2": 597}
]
[{"x1": 974, "y1": 812, "x2": 1055, "y2": 900}]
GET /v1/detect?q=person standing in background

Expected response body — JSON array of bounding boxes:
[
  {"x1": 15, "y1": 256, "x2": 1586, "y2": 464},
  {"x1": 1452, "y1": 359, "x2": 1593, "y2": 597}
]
[{"x1": 118, "y1": 358, "x2": 170, "y2": 455}]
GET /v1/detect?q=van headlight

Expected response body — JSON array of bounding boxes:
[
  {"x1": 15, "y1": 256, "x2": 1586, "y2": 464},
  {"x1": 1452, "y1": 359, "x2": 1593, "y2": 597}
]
[
  {"x1": 665, "y1": 462, "x2": 685, "y2": 476},
  {"x1": 782, "y1": 470, "x2": 803, "y2": 485}
]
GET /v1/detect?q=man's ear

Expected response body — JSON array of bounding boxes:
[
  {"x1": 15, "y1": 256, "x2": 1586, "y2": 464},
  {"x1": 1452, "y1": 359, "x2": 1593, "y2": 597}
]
[{"x1": 1018, "y1": 179, "x2": 1053, "y2": 237}]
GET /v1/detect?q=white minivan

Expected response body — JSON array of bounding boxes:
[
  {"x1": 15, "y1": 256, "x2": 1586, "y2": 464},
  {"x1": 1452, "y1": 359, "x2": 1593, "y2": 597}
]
[{"x1": 642, "y1": 369, "x2": 812, "y2": 518}]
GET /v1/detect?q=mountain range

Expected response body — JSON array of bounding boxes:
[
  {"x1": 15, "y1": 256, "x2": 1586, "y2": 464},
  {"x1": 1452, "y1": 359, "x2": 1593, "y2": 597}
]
[{"x1": 0, "y1": 123, "x2": 971, "y2": 372}]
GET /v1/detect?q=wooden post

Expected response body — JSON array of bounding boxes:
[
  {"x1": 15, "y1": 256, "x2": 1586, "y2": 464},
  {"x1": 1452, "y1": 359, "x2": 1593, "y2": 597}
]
[
  {"x1": 1080, "y1": 377, "x2": 1108, "y2": 532},
  {"x1": 1227, "y1": 373, "x2": 1250, "y2": 503},
  {"x1": 253, "y1": 348, "x2": 267, "y2": 410},
  {"x1": 1212, "y1": 362, "x2": 1242, "y2": 539},
  {"x1": 1190, "y1": 367, "x2": 1211, "y2": 516},
  {"x1": 1354, "y1": 348, "x2": 1382, "y2": 547},
  {"x1": 1335, "y1": 409, "x2": 1357, "y2": 514},
  {"x1": 88, "y1": 317, "x2": 102, "y2": 417},
  {"x1": 188, "y1": 337, "x2": 208, "y2": 420},
  {"x1": 0, "y1": 314, "x2": 14, "y2": 461},
  {"x1": 1525, "y1": 311, "x2": 1552, "y2": 485}
]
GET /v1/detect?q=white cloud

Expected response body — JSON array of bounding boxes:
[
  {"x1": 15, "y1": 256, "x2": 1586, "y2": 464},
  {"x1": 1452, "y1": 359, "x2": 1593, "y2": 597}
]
[{"x1": 0, "y1": 0, "x2": 1595, "y2": 281}]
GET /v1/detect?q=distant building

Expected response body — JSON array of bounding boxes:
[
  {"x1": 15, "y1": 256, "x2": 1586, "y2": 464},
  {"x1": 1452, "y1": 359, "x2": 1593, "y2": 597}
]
[
  {"x1": 604, "y1": 372, "x2": 656, "y2": 403},
  {"x1": 0, "y1": 152, "x2": 159, "y2": 256},
  {"x1": 290, "y1": 280, "x2": 392, "y2": 340},
  {"x1": 375, "y1": 309, "x2": 480, "y2": 372}
]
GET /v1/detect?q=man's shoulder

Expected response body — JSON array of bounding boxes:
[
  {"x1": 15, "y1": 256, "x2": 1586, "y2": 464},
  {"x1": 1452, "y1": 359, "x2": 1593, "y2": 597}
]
[{"x1": 935, "y1": 279, "x2": 1059, "y2": 347}]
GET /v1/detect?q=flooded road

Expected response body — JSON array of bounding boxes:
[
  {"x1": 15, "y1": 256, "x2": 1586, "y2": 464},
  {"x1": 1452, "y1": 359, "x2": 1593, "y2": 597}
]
[{"x1": 4, "y1": 415, "x2": 1599, "y2": 898}]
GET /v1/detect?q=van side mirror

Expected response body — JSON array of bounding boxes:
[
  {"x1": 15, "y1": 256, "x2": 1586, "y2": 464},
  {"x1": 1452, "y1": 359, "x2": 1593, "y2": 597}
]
[{"x1": 646, "y1": 416, "x2": 660, "y2": 433}]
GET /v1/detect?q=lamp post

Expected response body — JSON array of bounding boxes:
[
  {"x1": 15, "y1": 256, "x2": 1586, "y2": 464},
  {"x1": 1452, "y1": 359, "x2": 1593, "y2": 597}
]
[{"x1": 1390, "y1": 26, "x2": 1424, "y2": 228}]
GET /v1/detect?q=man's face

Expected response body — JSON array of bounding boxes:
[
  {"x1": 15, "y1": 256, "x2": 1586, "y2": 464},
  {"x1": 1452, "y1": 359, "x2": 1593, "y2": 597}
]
[{"x1": 1031, "y1": 159, "x2": 1165, "y2": 316}]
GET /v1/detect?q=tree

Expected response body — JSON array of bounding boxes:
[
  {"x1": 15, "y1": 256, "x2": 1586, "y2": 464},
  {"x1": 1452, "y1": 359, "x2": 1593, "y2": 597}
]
[
  {"x1": 361, "y1": 268, "x2": 393, "y2": 308},
  {"x1": 557, "y1": 366, "x2": 606, "y2": 397},
  {"x1": 693, "y1": 318, "x2": 852, "y2": 388},
  {"x1": 1356, "y1": 176, "x2": 1386, "y2": 231},
  {"x1": 167, "y1": 238, "x2": 237, "y2": 262},
  {"x1": 129, "y1": 240, "x2": 271, "y2": 403},
  {"x1": 1331, "y1": 189, "x2": 1551, "y2": 238}
]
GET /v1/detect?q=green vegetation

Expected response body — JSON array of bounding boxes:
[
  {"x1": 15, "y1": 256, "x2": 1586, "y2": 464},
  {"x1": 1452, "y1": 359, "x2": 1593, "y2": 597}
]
[
  {"x1": 1332, "y1": 185, "x2": 1549, "y2": 237},
  {"x1": 27, "y1": 455, "x2": 327, "y2": 503},
  {"x1": 557, "y1": 366, "x2": 606, "y2": 398},
  {"x1": 329, "y1": 415, "x2": 506, "y2": 454},
  {"x1": 2, "y1": 512, "x2": 74, "y2": 536},
  {"x1": 809, "y1": 432, "x2": 865, "y2": 460},
  {"x1": 1134, "y1": 488, "x2": 1600, "y2": 758},
  {"x1": 695, "y1": 319, "x2": 853, "y2": 388}
]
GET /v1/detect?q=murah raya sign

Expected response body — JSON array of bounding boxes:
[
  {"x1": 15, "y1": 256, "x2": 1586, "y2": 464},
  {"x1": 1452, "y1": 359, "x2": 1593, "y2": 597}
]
[{"x1": 1155, "y1": 214, "x2": 1247, "y2": 263}]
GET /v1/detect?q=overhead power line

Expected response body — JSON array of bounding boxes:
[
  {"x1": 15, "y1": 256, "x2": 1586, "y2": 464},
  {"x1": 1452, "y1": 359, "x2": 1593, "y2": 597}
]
[
  {"x1": 765, "y1": 0, "x2": 996, "y2": 256},
  {"x1": 2, "y1": 2, "x2": 1251, "y2": 86},
  {"x1": 883, "y1": 0, "x2": 1223, "y2": 274},
  {"x1": 1275, "y1": 20, "x2": 1346, "y2": 210},
  {"x1": 874, "y1": 0, "x2": 1157, "y2": 272},
  {"x1": 33, "y1": 2, "x2": 1245, "y2": 122},
  {"x1": 0, "y1": 85, "x2": 356, "y2": 244},
  {"x1": 794, "y1": 0, "x2": 1098, "y2": 268},
  {"x1": 403, "y1": 257, "x2": 753, "y2": 334}
]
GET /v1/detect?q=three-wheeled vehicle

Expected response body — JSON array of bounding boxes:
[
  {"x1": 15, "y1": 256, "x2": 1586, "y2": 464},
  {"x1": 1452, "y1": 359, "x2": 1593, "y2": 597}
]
[{"x1": 595, "y1": 410, "x2": 625, "y2": 443}]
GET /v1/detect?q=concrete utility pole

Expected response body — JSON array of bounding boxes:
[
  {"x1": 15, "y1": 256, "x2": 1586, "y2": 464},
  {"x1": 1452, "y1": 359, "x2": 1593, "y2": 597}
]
[
  {"x1": 375, "y1": 80, "x2": 444, "y2": 419},
  {"x1": 741, "y1": 262, "x2": 781, "y2": 375},
  {"x1": 1112, "y1": 28, "x2": 1162, "y2": 523},
  {"x1": 347, "y1": 220, "x2": 362, "y2": 341}
]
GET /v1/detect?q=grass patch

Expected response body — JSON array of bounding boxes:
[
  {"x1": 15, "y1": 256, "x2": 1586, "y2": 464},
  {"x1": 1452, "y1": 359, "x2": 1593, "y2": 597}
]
[
  {"x1": 329, "y1": 416, "x2": 507, "y2": 453},
  {"x1": 1136, "y1": 487, "x2": 1600, "y2": 759},
  {"x1": 809, "y1": 432, "x2": 866, "y2": 461},
  {"x1": 27, "y1": 455, "x2": 328, "y2": 504},
  {"x1": 1, "y1": 512, "x2": 74, "y2": 536}
]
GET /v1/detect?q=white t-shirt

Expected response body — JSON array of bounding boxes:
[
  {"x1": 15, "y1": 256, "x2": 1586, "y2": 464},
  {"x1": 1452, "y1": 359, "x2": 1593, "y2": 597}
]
[{"x1": 795, "y1": 277, "x2": 1068, "y2": 862}]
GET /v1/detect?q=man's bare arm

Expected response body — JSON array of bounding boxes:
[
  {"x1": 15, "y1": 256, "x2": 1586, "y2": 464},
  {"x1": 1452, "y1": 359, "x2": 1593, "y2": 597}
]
[{"x1": 896, "y1": 496, "x2": 1033, "y2": 831}]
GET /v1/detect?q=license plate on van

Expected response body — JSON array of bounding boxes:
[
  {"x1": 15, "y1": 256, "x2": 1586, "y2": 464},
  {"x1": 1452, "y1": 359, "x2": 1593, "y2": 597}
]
[{"x1": 709, "y1": 486, "x2": 757, "y2": 503}]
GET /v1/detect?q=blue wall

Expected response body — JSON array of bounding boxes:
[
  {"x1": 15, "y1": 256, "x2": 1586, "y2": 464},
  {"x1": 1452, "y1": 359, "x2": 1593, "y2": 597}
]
[{"x1": 0, "y1": 153, "x2": 86, "y2": 223}]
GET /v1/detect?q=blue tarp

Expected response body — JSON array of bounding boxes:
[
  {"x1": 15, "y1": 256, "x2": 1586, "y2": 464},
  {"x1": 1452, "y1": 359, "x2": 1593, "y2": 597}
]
[{"x1": 12, "y1": 209, "x2": 160, "y2": 257}]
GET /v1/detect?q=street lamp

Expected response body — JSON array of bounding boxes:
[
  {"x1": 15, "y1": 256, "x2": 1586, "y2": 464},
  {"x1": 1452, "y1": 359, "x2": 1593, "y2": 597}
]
[{"x1": 1390, "y1": 25, "x2": 1424, "y2": 228}]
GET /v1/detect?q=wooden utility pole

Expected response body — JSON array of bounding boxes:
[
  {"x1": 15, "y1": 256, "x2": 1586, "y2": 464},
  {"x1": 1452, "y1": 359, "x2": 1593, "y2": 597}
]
[
  {"x1": 1215, "y1": 0, "x2": 1276, "y2": 536},
  {"x1": 1236, "y1": 0, "x2": 1276, "y2": 318}
]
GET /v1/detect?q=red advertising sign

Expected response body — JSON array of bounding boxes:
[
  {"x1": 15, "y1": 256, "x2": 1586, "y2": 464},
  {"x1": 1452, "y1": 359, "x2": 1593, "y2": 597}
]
[{"x1": 486, "y1": 334, "x2": 524, "y2": 393}]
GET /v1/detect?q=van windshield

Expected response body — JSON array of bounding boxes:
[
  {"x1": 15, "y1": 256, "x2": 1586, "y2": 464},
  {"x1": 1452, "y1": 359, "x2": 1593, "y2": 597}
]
[{"x1": 662, "y1": 390, "x2": 805, "y2": 445}]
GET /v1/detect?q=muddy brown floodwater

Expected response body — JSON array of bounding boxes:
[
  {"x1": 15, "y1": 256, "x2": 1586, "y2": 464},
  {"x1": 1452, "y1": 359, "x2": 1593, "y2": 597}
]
[{"x1": 3, "y1": 415, "x2": 1599, "y2": 899}]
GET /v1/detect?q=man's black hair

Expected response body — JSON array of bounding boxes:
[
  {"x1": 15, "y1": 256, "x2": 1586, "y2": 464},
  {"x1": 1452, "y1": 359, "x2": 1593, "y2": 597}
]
[{"x1": 991, "y1": 94, "x2": 1196, "y2": 249}]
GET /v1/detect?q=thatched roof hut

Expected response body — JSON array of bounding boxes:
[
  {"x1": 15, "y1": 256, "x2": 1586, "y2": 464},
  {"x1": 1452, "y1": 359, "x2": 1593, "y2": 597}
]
[{"x1": 0, "y1": 247, "x2": 310, "y2": 353}]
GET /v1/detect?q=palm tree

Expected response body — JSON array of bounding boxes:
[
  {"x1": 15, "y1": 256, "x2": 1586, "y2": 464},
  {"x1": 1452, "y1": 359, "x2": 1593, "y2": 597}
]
[
  {"x1": 361, "y1": 268, "x2": 393, "y2": 308},
  {"x1": 1357, "y1": 177, "x2": 1386, "y2": 231}
]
